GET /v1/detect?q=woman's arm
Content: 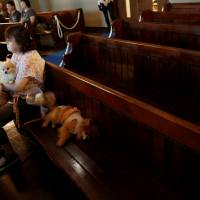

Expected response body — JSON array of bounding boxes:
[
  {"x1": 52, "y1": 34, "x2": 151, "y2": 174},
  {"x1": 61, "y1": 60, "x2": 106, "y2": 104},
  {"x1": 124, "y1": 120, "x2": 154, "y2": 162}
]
[
  {"x1": 3, "y1": 77, "x2": 29, "y2": 93},
  {"x1": 30, "y1": 15, "x2": 36, "y2": 25}
]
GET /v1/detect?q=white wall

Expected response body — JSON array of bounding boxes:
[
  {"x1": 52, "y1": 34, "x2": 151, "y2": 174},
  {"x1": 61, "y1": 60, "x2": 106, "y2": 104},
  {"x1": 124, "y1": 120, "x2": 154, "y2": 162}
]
[
  {"x1": 32, "y1": 0, "x2": 106, "y2": 27},
  {"x1": 50, "y1": 0, "x2": 106, "y2": 27},
  {"x1": 32, "y1": 0, "x2": 200, "y2": 27}
]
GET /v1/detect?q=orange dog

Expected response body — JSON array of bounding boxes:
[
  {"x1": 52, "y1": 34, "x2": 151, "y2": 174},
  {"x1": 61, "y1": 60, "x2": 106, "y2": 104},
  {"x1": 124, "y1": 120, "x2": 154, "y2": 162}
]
[{"x1": 42, "y1": 105, "x2": 93, "y2": 146}]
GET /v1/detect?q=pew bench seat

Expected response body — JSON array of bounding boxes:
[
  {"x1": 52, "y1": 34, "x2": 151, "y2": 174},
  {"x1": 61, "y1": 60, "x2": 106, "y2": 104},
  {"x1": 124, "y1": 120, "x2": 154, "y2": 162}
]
[
  {"x1": 19, "y1": 62, "x2": 199, "y2": 199},
  {"x1": 24, "y1": 119, "x2": 178, "y2": 200}
]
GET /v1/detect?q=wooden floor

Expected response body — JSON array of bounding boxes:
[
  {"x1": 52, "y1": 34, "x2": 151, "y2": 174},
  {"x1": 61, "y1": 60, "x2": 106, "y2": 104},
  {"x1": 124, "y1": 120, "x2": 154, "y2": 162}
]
[{"x1": 0, "y1": 121, "x2": 87, "y2": 200}]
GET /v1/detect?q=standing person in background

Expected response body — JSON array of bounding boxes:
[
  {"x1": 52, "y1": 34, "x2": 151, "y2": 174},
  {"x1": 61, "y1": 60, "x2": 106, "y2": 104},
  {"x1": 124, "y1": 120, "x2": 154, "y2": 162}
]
[
  {"x1": 6, "y1": 1, "x2": 21, "y2": 22},
  {"x1": 98, "y1": 0, "x2": 115, "y2": 32},
  {"x1": 20, "y1": 0, "x2": 36, "y2": 28}
]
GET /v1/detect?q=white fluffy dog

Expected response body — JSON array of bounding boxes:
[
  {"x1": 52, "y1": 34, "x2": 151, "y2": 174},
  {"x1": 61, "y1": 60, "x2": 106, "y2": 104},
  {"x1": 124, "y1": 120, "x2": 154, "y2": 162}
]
[
  {"x1": 0, "y1": 60, "x2": 16, "y2": 84},
  {"x1": 0, "y1": 60, "x2": 16, "y2": 106}
]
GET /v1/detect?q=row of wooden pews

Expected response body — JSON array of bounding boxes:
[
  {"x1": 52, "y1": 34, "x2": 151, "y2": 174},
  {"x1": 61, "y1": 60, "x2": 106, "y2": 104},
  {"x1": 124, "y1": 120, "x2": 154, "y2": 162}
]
[
  {"x1": 113, "y1": 19, "x2": 200, "y2": 51},
  {"x1": 23, "y1": 61, "x2": 193, "y2": 200},
  {"x1": 163, "y1": 2, "x2": 200, "y2": 14},
  {"x1": 141, "y1": 9, "x2": 200, "y2": 25},
  {"x1": 19, "y1": 32, "x2": 200, "y2": 199},
  {"x1": 63, "y1": 32, "x2": 200, "y2": 124},
  {"x1": 112, "y1": 3, "x2": 200, "y2": 51},
  {"x1": 16, "y1": 4, "x2": 200, "y2": 200}
]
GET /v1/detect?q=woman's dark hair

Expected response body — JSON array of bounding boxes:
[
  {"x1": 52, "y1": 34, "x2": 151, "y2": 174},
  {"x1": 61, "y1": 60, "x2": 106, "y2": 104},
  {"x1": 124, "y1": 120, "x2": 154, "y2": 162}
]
[
  {"x1": 6, "y1": 1, "x2": 16, "y2": 7},
  {"x1": 5, "y1": 25, "x2": 34, "y2": 53},
  {"x1": 20, "y1": 0, "x2": 31, "y2": 8}
]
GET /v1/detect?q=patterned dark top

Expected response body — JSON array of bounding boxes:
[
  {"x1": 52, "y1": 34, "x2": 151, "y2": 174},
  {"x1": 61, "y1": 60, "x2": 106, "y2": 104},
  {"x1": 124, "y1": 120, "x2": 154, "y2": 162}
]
[
  {"x1": 9, "y1": 10, "x2": 21, "y2": 22},
  {"x1": 21, "y1": 8, "x2": 36, "y2": 25}
]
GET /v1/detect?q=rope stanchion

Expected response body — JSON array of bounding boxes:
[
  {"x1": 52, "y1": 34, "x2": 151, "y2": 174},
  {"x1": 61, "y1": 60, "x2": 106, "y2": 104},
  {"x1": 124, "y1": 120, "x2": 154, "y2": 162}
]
[
  {"x1": 59, "y1": 42, "x2": 72, "y2": 67},
  {"x1": 54, "y1": 10, "x2": 81, "y2": 38}
]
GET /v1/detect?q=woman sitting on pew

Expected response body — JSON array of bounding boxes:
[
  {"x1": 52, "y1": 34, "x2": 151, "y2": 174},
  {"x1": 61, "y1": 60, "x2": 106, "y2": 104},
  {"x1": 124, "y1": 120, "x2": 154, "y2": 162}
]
[{"x1": 0, "y1": 25, "x2": 45, "y2": 172}]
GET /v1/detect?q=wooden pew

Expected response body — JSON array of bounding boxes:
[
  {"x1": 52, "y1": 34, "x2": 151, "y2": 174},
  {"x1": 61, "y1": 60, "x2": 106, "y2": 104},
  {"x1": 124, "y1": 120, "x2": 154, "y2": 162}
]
[
  {"x1": 141, "y1": 9, "x2": 200, "y2": 25},
  {"x1": 35, "y1": 8, "x2": 85, "y2": 49},
  {"x1": 112, "y1": 19, "x2": 200, "y2": 51},
  {"x1": 63, "y1": 33, "x2": 200, "y2": 124},
  {"x1": 163, "y1": 2, "x2": 200, "y2": 14},
  {"x1": 23, "y1": 62, "x2": 200, "y2": 199}
]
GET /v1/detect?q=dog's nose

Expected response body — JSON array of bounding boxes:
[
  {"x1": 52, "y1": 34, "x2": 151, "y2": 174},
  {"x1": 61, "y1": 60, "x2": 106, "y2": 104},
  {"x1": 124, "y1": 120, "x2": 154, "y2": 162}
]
[{"x1": 5, "y1": 71, "x2": 7, "y2": 74}]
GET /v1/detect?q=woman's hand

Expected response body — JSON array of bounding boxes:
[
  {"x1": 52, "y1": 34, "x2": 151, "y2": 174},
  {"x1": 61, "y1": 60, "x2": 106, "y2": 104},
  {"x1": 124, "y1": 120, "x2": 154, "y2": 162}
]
[
  {"x1": 0, "y1": 83, "x2": 5, "y2": 91},
  {"x1": 3, "y1": 77, "x2": 29, "y2": 93}
]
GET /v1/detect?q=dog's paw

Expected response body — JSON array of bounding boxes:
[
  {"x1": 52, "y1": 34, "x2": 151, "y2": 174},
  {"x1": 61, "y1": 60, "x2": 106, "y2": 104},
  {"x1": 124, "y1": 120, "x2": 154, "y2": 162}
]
[{"x1": 56, "y1": 139, "x2": 66, "y2": 147}]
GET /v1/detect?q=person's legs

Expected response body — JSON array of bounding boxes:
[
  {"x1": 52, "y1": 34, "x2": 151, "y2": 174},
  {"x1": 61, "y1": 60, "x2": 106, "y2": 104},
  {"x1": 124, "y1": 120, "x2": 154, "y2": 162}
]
[
  {"x1": 102, "y1": 7, "x2": 111, "y2": 31},
  {"x1": 107, "y1": 2, "x2": 116, "y2": 21},
  {"x1": 0, "y1": 102, "x2": 19, "y2": 172},
  {"x1": 0, "y1": 146, "x2": 18, "y2": 172},
  {"x1": 0, "y1": 102, "x2": 14, "y2": 151},
  {"x1": 0, "y1": 102, "x2": 14, "y2": 127}
]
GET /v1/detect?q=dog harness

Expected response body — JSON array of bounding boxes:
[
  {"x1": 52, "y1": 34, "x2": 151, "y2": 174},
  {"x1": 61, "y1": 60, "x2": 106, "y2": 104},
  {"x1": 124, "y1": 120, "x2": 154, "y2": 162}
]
[{"x1": 60, "y1": 107, "x2": 80, "y2": 124}]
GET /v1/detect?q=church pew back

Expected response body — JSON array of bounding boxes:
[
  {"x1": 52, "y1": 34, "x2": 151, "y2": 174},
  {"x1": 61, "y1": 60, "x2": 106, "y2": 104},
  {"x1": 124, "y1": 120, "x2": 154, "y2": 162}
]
[
  {"x1": 141, "y1": 9, "x2": 200, "y2": 25},
  {"x1": 112, "y1": 20, "x2": 200, "y2": 51},
  {"x1": 64, "y1": 33, "x2": 200, "y2": 124},
  {"x1": 163, "y1": 2, "x2": 200, "y2": 14}
]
